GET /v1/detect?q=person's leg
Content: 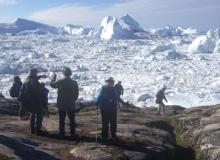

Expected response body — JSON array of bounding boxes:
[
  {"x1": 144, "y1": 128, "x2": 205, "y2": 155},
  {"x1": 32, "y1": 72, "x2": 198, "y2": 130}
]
[
  {"x1": 30, "y1": 113, "x2": 35, "y2": 134},
  {"x1": 67, "y1": 111, "x2": 75, "y2": 136},
  {"x1": 110, "y1": 111, "x2": 117, "y2": 139},
  {"x1": 162, "y1": 103, "x2": 165, "y2": 115},
  {"x1": 36, "y1": 112, "x2": 43, "y2": 132},
  {"x1": 101, "y1": 111, "x2": 109, "y2": 139},
  {"x1": 157, "y1": 104, "x2": 162, "y2": 115},
  {"x1": 59, "y1": 110, "x2": 66, "y2": 136}
]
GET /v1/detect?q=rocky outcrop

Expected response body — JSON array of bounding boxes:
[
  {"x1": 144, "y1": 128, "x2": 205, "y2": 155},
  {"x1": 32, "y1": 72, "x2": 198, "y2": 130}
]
[
  {"x1": 0, "y1": 98, "x2": 193, "y2": 160},
  {"x1": 178, "y1": 105, "x2": 220, "y2": 160}
]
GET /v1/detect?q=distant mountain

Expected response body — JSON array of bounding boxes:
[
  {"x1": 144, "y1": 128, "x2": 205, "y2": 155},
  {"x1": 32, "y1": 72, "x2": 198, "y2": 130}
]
[{"x1": 0, "y1": 18, "x2": 61, "y2": 35}]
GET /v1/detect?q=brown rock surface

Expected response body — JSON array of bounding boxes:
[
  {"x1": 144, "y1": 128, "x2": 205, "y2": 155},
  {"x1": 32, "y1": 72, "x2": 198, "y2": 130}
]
[{"x1": 0, "y1": 98, "x2": 194, "y2": 160}]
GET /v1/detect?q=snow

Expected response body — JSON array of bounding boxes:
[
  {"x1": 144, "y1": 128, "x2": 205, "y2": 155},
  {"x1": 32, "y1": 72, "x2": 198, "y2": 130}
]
[
  {"x1": 151, "y1": 43, "x2": 176, "y2": 53},
  {"x1": 164, "y1": 50, "x2": 187, "y2": 60},
  {"x1": 0, "y1": 17, "x2": 220, "y2": 108}
]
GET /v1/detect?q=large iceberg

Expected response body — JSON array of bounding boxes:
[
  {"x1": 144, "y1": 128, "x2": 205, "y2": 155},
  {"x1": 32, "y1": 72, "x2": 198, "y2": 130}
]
[
  {"x1": 96, "y1": 14, "x2": 147, "y2": 40},
  {"x1": 214, "y1": 40, "x2": 220, "y2": 53},
  {"x1": 188, "y1": 28, "x2": 220, "y2": 54},
  {"x1": 119, "y1": 14, "x2": 145, "y2": 33},
  {"x1": 188, "y1": 36, "x2": 216, "y2": 54}
]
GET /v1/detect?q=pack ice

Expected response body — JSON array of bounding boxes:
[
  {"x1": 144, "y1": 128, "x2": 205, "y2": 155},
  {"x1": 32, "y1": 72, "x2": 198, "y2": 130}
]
[{"x1": 0, "y1": 15, "x2": 220, "y2": 108}]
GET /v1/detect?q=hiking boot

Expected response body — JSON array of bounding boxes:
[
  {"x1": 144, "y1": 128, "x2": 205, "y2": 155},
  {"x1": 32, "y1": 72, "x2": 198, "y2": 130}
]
[
  {"x1": 101, "y1": 137, "x2": 108, "y2": 144},
  {"x1": 70, "y1": 134, "x2": 80, "y2": 141},
  {"x1": 112, "y1": 135, "x2": 118, "y2": 141},
  {"x1": 36, "y1": 130, "x2": 48, "y2": 136}
]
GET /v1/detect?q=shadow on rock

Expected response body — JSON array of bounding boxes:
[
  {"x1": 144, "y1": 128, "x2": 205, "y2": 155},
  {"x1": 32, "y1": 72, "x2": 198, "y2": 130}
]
[{"x1": 0, "y1": 134, "x2": 59, "y2": 160}]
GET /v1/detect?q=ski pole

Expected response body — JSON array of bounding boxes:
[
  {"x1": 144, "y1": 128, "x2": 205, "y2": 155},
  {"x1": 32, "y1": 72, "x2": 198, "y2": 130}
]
[{"x1": 96, "y1": 105, "x2": 99, "y2": 143}]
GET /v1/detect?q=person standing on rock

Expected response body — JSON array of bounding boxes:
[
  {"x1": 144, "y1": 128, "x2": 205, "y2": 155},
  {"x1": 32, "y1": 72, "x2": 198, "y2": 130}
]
[
  {"x1": 50, "y1": 67, "x2": 79, "y2": 139},
  {"x1": 10, "y1": 76, "x2": 29, "y2": 120},
  {"x1": 115, "y1": 81, "x2": 124, "y2": 98},
  {"x1": 97, "y1": 77, "x2": 119, "y2": 141},
  {"x1": 10, "y1": 76, "x2": 22, "y2": 98},
  {"x1": 19, "y1": 69, "x2": 47, "y2": 135},
  {"x1": 156, "y1": 86, "x2": 168, "y2": 115}
]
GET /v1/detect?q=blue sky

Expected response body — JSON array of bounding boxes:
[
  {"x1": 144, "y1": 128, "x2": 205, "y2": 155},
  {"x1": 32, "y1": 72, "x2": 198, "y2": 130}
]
[{"x1": 0, "y1": 0, "x2": 220, "y2": 30}]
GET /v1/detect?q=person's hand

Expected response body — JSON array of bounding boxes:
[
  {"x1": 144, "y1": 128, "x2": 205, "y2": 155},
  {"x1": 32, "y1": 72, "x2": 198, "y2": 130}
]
[
  {"x1": 53, "y1": 73, "x2": 57, "y2": 78},
  {"x1": 51, "y1": 73, "x2": 57, "y2": 81},
  {"x1": 41, "y1": 75, "x2": 48, "y2": 79}
]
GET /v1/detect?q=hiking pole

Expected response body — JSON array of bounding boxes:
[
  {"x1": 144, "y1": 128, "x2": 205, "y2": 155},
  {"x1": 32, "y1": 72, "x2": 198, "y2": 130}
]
[{"x1": 96, "y1": 104, "x2": 99, "y2": 143}]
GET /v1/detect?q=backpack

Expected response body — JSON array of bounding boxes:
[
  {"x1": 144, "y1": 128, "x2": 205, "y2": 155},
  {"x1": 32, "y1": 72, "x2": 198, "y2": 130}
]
[
  {"x1": 101, "y1": 86, "x2": 117, "y2": 108},
  {"x1": 9, "y1": 86, "x2": 19, "y2": 98}
]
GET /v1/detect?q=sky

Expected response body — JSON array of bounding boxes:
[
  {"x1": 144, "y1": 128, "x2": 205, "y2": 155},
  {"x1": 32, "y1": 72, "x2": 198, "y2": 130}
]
[{"x1": 0, "y1": 0, "x2": 220, "y2": 31}]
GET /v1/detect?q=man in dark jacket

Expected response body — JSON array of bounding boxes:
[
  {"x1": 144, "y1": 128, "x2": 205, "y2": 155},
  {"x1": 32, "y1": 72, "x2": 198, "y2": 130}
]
[
  {"x1": 97, "y1": 77, "x2": 119, "y2": 141},
  {"x1": 156, "y1": 86, "x2": 168, "y2": 115},
  {"x1": 19, "y1": 69, "x2": 46, "y2": 135},
  {"x1": 50, "y1": 67, "x2": 79, "y2": 138}
]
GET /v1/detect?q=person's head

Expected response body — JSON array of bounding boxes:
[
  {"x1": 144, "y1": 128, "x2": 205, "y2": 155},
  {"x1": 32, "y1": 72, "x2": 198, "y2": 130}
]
[
  {"x1": 62, "y1": 67, "x2": 72, "y2": 77},
  {"x1": 14, "y1": 76, "x2": 21, "y2": 83},
  {"x1": 118, "y1": 81, "x2": 122, "y2": 85},
  {"x1": 162, "y1": 85, "x2": 167, "y2": 91},
  {"x1": 29, "y1": 68, "x2": 38, "y2": 77},
  {"x1": 40, "y1": 82, "x2": 45, "y2": 87},
  {"x1": 105, "y1": 77, "x2": 115, "y2": 87}
]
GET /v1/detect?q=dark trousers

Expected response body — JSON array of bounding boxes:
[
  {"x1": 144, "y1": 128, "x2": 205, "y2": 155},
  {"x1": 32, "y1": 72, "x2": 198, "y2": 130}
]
[
  {"x1": 30, "y1": 112, "x2": 43, "y2": 133},
  {"x1": 59, "y1": 110, "x2": 75, "y2": 136},
  {"x1": 19, "y1": 103, "x2": 29, "y2": 117},
  {"x1": 101, "y1": 110, "x2": 117, "y2": 138}
]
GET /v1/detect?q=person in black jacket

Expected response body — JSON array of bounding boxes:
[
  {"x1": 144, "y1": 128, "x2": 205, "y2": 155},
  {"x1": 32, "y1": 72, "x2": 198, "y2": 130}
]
[
  {"x1": 50, "y1": 67, "x2": 79, "y2": 138},
  {"x1": 156, "y1": 86, "x2": 168, "y2": 115},
  {"x1": 10, "y1": 76, "x2": 22, "y2": 98},
  {"x1": 19, "y1": 68, "x2": 47, "y2": 135},
  {"x1": 97, "y1": 77, "x2": 119, "y2": 141}
]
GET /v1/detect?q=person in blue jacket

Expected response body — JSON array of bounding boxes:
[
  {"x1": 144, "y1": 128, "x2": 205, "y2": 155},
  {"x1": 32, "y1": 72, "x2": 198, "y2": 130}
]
[{"x1": 97, "y1": 77, "x2": 119, "y2": 141}]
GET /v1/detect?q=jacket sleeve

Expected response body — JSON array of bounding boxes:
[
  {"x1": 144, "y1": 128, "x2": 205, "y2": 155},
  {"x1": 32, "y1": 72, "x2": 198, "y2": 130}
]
[
  {"x1": 50, "y1": 78, "x2": 59, "y2": 88},
  {"x1": 163, "y1": 94, "x2": 168, "y2": 102}
]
